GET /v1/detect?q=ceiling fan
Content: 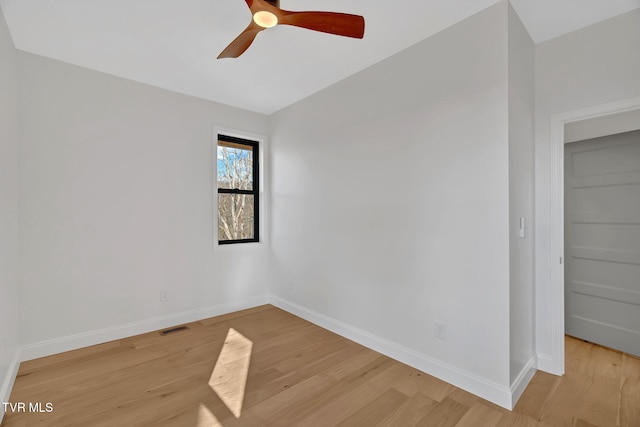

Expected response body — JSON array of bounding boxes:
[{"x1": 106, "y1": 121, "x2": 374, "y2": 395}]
[{"x1": 218, "y1": 0, "x2": 365, "y2": 59}]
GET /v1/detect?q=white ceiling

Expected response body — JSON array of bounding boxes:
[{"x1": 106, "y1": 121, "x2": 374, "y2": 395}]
[{"x1": 2, "y1": 0, "x2": 638, "y2": 114}]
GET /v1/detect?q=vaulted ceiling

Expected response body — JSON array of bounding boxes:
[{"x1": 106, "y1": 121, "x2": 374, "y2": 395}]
[{"x1": 2, "y1": 0, "x2": 638, "y2": 114}]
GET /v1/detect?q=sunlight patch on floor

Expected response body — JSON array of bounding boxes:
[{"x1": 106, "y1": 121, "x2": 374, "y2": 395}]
[
  {"x1": 208, "y1": 328, "x2": 253, "y2": 418},
  {"x1": 197, "y1": 403, "x2": 224, "y2": 427}
]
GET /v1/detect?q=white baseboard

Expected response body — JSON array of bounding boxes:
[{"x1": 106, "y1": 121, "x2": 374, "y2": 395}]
[
  {"x1": 510, "y1": 355, "x2": 537, "y2": 407},
  {"x1": 20, "y1": 296, "x2": 269, "y2": 362},
  {"x1": 269, "y1": 295, "x2": 514, "y2": 410},
  {"x1": 536, "y1": 352, "x2": 560, "y2": 375},
  {"x1": 1, "y1": 349, "x2": 21, "y2": 423}
]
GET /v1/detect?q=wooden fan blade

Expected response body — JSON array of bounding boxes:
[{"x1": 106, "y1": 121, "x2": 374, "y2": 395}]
[
  {"x1": 278, "y1": 11, "x2": 365, "y2": 39},
  {"x1": 218, "y1": 21, "x2": 264, "y2": 59}
]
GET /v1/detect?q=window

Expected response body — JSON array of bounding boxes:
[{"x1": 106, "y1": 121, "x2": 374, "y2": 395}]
[{"x1": 217, "y1": 134, "x2": 259, "y2": 244}]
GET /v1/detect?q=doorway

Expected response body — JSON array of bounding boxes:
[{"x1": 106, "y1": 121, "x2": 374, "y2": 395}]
[
  {"x1": 546, "y1": 97, "x2": 640, "y2": 376},
  {"x1": 564, "y1": 130, "x2": 640, "y2": 357}
]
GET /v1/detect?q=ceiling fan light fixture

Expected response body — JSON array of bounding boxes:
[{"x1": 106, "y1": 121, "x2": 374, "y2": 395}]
[{"x1": 253, "y1": 11, "x2": 278, "y2": 28}]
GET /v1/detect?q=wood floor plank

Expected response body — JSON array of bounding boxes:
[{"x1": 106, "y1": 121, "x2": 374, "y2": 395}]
[
  {"x1": 2, "y1": 308, "x2": 638, "y2": 427},
  {"x1": 339, "y1": 355, "x2": 397, "y2": 385},
  {"x1": 242, "y1": 368, "x2": 304, "y2": 409},
  {"x1": 336, "y1": 388, "x2": 408, "y2": 427},
  {"x1": 240, "y1": 374, "x2": 335, "y2": 425},
  {"x1": 622, "y1": 352, "x2": 640, "y2": 380},
  {"x1": 10, "y1": 344, "x2": 214, "y2": 415},
  {"x1": 587, "y1": 344, "x2": 623, "y2": 380},
  {"x1": 574, "y1": 420, "x2": 599, "y2": 427},
  {"x1": 294, "y1": 341, "x2": 368, "y2": 378},
  {"x1": 620, "y1": 376, "x2": 640, "y2": 427},
  {"x1": 17, "y1": 340, "x2": 125, "y2": 373},
  {"x1": 154, "y1": 403, "x2": 224, "y2": 427},
  {"x1": 537, "y1": 370, "x2": 593, "y2": 426},
  {"x1": 445, "y1": 388, "x2": 483, "y2": 408},
  {"x1": 566, "y1": 336, "x2": 623, "y2": 379},
  {"x1": 393, "y1": 371, "x2": 457, "y2": 402},
  {"x1": 573, "y1": 373, "x2": 620, "y2": 427},
  {"x1": 565, "y1": 336, "x2": 593, "y2": 375},
  {"x1": 367, "y1": 361, "x2": 417, "y2": 392},
  {"x1": 258, "y1": 356, "x2": 404, "y2": 425},
  {"x1": 454, "y1": 402, "x2": 503, "y2": 427},
  {"x1": 496, "y1": 412, "x2": 555, "y2": 427},
  {"x1": 292, "y1": 382, "x2": 385, "y2": 427},
  {"x1": 445, "y1": 387, "x2": 506, "y2": 415},
  {"x1": 512, "y1": 371, "x2": 558, "y2": 420},
  {"x1": 320, "y1": 348, "x2": 383, "y2": 382},
  {"x1": 415, "y1": 396, "x2": 469, "y2": 427},
  {"x1": 375, "y1": 392, "x2": 437, "y2": 427}
]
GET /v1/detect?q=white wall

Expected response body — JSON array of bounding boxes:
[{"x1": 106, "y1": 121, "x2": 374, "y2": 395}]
[
  {"x1": 16, "y1": 52, "x2": 271, "y2": 354},
  {"x1": 535, "y1": 9, "x2": 640, "y2": 364},
  {"x1": 507, "y1": 4, "x2": 535, "y2": 387},
  {"x1": 0, "y1": 5, "x2": 20, "y2": 419},
  {"x1": 270, "y1": 1, "x2": 512, "y2": 399}
]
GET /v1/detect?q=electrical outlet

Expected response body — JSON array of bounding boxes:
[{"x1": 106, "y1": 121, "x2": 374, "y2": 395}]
[
  {"x1": 160, "y1": 291, "x2": 168, "y2": 301},
  {"x1": 435, "y1": 321, "x2": 447, "y2": 340}
]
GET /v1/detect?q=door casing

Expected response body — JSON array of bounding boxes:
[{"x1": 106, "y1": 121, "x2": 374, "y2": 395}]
[{"x1": 545, "y1": 96, "x2": 640, "y2": 376}]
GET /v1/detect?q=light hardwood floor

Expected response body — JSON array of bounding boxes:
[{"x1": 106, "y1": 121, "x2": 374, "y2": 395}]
[{"x1": 2, "y1": 305, "x2": 639, "y2": 426}]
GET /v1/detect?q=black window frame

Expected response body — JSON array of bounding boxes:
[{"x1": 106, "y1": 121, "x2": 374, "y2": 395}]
[{"x1": 217, "y1": 134, "x2": 260, "y2": 245}]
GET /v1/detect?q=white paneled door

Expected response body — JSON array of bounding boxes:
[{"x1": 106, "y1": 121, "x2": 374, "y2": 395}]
[{"x1": 564, "y1": 129, "x2": 640, "y2": 357}]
